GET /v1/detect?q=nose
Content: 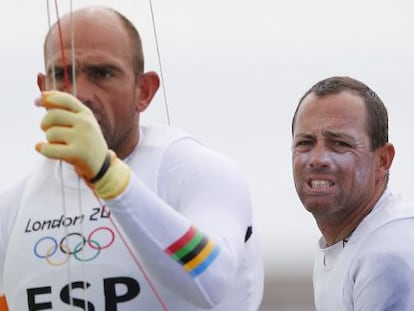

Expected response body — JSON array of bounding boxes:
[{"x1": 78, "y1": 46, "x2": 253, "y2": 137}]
[{"x1": 308, "y1": 142, "x2": 332, "y2": 169}]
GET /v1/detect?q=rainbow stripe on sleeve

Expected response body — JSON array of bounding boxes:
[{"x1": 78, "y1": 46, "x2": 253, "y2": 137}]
[{"x1": 165, "y1": 226, "x2": 220, "y2": 277}]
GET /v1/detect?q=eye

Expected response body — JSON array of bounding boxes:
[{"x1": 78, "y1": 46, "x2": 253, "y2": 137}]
[
  {"x1": 296, "y1": 140, "x2": 313, "y2": 147},
  {"x1": 52, "y1": 68, "x2": 73, "y2": 82},
  {"x1": 333, "y1": 141, "x2": 350, "y2": 147},
  {"x1": 89, "y1": 67, "x2": 113, "y2": 80},
  {"x1": 294, "y1": 139, "x2": 313, "y2": 151},
  {"x1": 53, "y1": 69, "x2": 64, "y2": 80},
  {"x1": 331, "y1": 140, "x2": 352, "y2": 152},
  {"x1": 48, "y1": 68, "x2": 73, "y2": 90}
]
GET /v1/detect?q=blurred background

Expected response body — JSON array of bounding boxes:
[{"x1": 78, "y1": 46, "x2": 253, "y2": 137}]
[{"x1": 2, "y1": 1, "x2": 414, "y2": 309}]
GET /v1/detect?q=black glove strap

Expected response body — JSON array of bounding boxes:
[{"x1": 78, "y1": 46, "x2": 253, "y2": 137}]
[{"x1": 89, "y1": 152, "x2": 111, "y2": 183}]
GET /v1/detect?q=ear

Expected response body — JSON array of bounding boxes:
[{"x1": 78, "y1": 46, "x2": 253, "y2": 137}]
[
  {"x1": 135, "y1": 71, "x2": 160, "y2": 112},
  {"x1": 37, "y1": 73, "x2": 46, "y2": 91},
  {"x1": 376, "y1": 142, "x2": 395, "y2": 182}
]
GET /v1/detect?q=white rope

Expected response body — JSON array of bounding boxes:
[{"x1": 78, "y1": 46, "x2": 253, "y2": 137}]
[{"x1": 149, "y1": 0, "x2": 171, "y2": 126}]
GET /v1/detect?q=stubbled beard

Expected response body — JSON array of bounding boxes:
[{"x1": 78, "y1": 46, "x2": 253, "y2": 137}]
[{"x1": 98, "y1": 110, "x2": 136, "y2": 156}]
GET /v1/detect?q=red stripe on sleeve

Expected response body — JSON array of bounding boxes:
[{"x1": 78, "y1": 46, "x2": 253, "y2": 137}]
[{"x1": 166, "y1": 226, "x2": 197, "y2": 254}]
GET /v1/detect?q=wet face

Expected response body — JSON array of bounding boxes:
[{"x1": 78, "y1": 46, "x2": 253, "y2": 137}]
[
  {"x1": 292, "y1": 91, "x2": 382, "y2": 221},
  {"x1": 42, "y1": 10, "x2": 141, "y2": 158}
]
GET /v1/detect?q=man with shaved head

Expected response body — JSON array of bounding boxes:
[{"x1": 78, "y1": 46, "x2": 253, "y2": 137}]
[{"x1": 0, "y1": 7, "x2": 263, "y2": 310}]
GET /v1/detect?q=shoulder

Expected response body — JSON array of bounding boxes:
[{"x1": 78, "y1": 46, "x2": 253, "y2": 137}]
[
  {"x1": 0, "y1": 179, "x2": 27, "y2": 264},
  {"x1": 361, "y1": 216, "x2": 414, "y2": 251},
  {"x1": 0, "y1": 180, "x2": 26, "y2": 229},
  {"x1": 344, "y1": 217, "x2": 414, "y2": 309},
  {"x1": 349, "y1": 215, "x2": 414, "y2": 277},
  {"x1": 359, "y1": 192, "x2": 414, "y2": 249},
  {"x1": 155, "y1": 126, "x2": 252, "y2": 216},
  {"x1": 345, "y1": 194, "x2": 414, "y2": 280},
  {"x1": 0, "y1": 159, "x2": 56, "y2": 242},
  {"x1": 139, "y1": 122, "x2": 246, "y2": 178},
  {"x1": 350, "y1": 192, "x2": 414, "y2": 251},
  {"x1": 163, "y1": 131, "x2": 247, "y2": 183},
  {"x1": 140, "y1": 123, "x2": 194, "y2": 147}
]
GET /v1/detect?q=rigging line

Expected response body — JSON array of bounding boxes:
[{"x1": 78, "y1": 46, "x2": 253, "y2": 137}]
[
  {"x1": 93, "y1": 194, "x2": 169, "y2": 311},
  {"x1": 67, "y1": 1, "x2": 90, "y2": 306},
  {"x1": 58, "y1": 164, "x2": 74, "y2": 311},
  {"x1": 45, "y1": 1, "x2": 56, "y2": 90},
  {"x1": 48, "y1": 1, "x2": 75, "y2": 309},
  {"x1": 69, "y1": 0, "x2": 77, "y2": 96},
  {"x1": 54, "y1": 0, "x2": 71, "y2": 92},
  {"x1": 68, "y1": 1, "x2": 90, "y2": 308},
  {"x1": 52, "y1": 4, "x2": 76, "y2": 308},
  {"x1": 77, "y1": 178, "x2": 90, "y2": 311},
  {"x1": 149, "y1": 0, "x2": 171, "y2": 126}
]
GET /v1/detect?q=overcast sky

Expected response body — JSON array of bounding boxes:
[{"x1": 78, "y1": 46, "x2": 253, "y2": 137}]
[{"x1": 1, "y1": 0, "x2": 414, "y2": 279}]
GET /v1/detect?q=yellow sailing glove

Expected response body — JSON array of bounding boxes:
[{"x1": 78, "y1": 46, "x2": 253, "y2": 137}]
[
  {"x1": 93, "y1": 151, "x2": 131, "y2": 200},
  {"x1": 35, "y1": 90, "x2": 130, "y2": 200}
]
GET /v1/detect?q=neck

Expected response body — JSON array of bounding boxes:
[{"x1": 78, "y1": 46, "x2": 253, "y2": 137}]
[
  {"x1": 316, "y1": 190, "x2": 385, "y2": 246},
  {"x1": 112, "y1": 128, "x2": 140, "y2": 160}
]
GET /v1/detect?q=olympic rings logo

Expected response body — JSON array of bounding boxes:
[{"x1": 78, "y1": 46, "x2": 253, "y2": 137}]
[{"x1": 33, "y1": 226, "x2": 115, "y2": 266}]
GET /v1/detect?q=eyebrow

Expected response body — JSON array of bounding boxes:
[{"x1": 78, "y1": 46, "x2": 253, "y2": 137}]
[
  {"x1": 293, "y1": 132, "x2": 313, "y2": 140},
  {"x1": 322, "y1": 130, "x2": 355, "y2": 141},
  {"x1": 293, "y1": 130, "x2": 355, "y2": 141},
  {"x1": 47, "y1": 64, "x2": 122, "y2": 76}
]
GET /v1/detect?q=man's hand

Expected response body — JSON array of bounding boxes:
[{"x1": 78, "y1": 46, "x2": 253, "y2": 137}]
[
  {"x1": 35, "y1": 90, "x2": 108, "y2": 181},
  {"x1": 35, "y1": 91, "x2": 130, "y2": 200}
]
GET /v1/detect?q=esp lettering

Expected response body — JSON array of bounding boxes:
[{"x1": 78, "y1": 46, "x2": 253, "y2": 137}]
[{"x1": 27, "y1": 277, "x2": 140, "y2": 310}]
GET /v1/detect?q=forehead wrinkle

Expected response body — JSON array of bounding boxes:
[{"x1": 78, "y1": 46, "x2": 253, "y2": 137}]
[
  {"x1": 46, "y1": 46, "x2": 126, "y2": 71},
  {"x1": 322, "y1": 130, "x2": 354, "y2": 140}
]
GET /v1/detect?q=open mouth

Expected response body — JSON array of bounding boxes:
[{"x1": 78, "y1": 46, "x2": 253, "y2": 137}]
[{"x1": 309, "y1": 179, "x2": 334, "y2": 189}]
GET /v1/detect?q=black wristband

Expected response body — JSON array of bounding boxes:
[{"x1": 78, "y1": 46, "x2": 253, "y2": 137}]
[{"x1": 89, "y1": 152, "x2": 111, "y2": 183}]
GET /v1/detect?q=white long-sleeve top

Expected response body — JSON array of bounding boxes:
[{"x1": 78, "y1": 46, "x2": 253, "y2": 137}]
[
  {"x1": 314, "y1": 191, "x2": 414, "y2": 311},
  {"x1": 0, "y1": 124, "x2": 263, "y2": 310}
]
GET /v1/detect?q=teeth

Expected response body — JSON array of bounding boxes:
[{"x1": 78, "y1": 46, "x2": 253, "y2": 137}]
[{"x1": 311, "y1": 180, "x2": 332, "y2": 188}]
